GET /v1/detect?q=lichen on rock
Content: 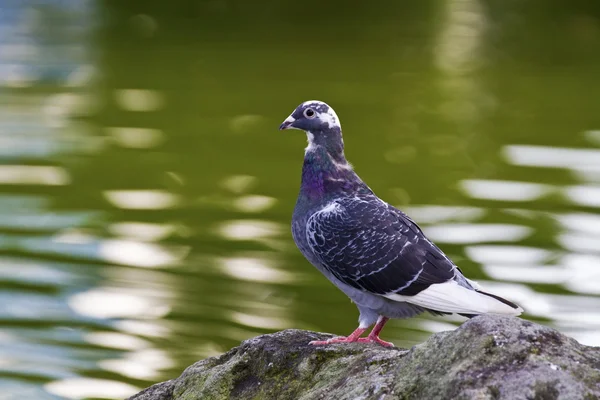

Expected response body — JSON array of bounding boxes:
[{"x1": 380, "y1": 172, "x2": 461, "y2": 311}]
[{"x1": 129, "y1": 315, "x2": 600, "y2": 400}]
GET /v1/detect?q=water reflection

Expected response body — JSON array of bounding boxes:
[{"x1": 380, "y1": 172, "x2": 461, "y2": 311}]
[
  {"x1": 565, "y1": 185, "x2": 600, "y2": 208},
  {"x1": 103, "y1": 190, "x2": 181, "y2": 210},
  {"x1": 114, "y1": 89, "x2": 164, "y2": 112},
  {"x1": 219, "y1": 256, "x2": 297, "y2": 284},
  {"x1": 232, "y1": 195, "x2": 277, "y2": 213},
  {"x1": 556, "y1": 212, "x2": 600, "y2": 235},
  {"x1": 403, "y1": 205, "x2": 485, "y2": 224},
  {"x1": 0, "y1": 0, "x2": 600, "y2": 399},
  {"x1": 424, "y1": 223, "x2": 533, "y2": 244},
  {"x1": 461, "y1": 179, "x2": 552, "y2": 201},
  {"x1": 69, "y1": 288, "x2": 171, "y2": 320},
  {"x1": 45, "y1": 378, "x2": 140, "y2": 400},
  {"x1": 107, "y1": 127, "x2": 165, "y2": 149},
  {"x1": 504, "y1": 145, "x2": 600, "y2": 169},
  {"x1": 216, "y1": 219, "x2": 284, "y2": 242},
  {"x1": 99, "y1": 348, "x2": 175, "y2": 381}
]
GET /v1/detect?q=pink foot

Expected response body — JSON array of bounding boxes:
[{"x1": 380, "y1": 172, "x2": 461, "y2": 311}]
[
  {"x1": 309, "y1": 335, "x2": 394, "y2": 347},
  {"x1": 357, "y1": 336, "x2": 395, "y2": 347},
  {"x1": 309, "y1": 327, "x2": 367, "y2": 346},
  {"x1": 309, "y1": 336, "x2": 358, "y2": 345}
]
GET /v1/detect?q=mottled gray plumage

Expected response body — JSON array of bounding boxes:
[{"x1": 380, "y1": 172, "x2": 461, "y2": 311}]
[{"x1": 280, "y1": 100, "x2": 522, "y2": 346}]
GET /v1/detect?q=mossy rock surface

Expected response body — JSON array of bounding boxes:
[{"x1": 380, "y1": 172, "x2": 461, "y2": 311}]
[{"x1": 129, "y1": 315, "x2": 600, "y2": 400}]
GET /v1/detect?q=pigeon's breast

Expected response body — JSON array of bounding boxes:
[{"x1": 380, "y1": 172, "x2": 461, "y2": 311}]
[
  {"x1": 291, "y1": 205, "x2": 323, "y2": 267},
  {"x1": 291, "y1": 214, "x2": 311, "y2": 257}
]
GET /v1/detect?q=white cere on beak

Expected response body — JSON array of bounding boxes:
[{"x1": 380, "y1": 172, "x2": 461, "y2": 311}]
[{"x1": 280, "y1": 115, "x2": 297, "y2": 130}]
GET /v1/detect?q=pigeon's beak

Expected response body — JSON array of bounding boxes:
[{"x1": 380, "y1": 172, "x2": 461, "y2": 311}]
[{"x1": 279, "y1": 116, "x2": 295, "y2": 131}]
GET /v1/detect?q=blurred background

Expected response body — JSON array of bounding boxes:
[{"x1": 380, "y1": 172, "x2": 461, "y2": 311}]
[{"x1": 1, "y1": 0, "x2": 600, "y2": 398}]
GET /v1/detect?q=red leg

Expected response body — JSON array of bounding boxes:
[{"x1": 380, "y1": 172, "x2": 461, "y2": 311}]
[
  {"x1": 309, "y1": 326, "x2": 367, "y2": 345},
  {"x1": 357, "y1": 316, "x2": 394, "y2": 347}
]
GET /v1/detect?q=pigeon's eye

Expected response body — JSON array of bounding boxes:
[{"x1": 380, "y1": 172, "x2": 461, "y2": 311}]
[{"x1": 304, "y1": 108, "x2": 316, "y2": 119}]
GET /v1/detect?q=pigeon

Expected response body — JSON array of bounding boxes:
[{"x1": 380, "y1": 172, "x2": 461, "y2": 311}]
[{"x1": 279, "y1": 100, "x2": 523, "y2": 347}]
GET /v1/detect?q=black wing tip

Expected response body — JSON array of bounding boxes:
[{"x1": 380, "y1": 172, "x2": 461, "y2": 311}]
[{"x1": 475, "y1": 289, "x2": 521, "y2": 310}]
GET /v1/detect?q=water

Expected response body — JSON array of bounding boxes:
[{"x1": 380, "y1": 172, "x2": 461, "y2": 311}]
[{"x1": 1, "y1": 0, "x2": 600, "y2": 398}]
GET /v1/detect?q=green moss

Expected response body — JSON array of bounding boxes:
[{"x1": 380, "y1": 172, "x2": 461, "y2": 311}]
[
  {"x1": 532, "y1": 380, "x2": 559, "y2": 400},
  {"x1": 488, "y1": 385, "x2": 501, "y2": 399},
  {"x1": 482, "y1": 335, "x2": 496, "y2": 351}
]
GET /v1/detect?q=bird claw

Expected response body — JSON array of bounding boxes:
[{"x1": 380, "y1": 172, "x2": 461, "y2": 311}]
[
  {"x1": 357, "y1": 336, "x2": 395, "y2": 347},
  {"x1": 309, "y1": 336, "x2": 394, "y2": 347},
  {"x1": 309, "y1": 336, "x2": 352, "y2": 345}
]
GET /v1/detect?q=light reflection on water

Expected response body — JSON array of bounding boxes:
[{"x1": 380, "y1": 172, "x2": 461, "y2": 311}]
[
  {"x1": 0, "y1": 1, "x2": 600, "y2": 399},
  {"x1": 423, "y1": 223, "x2": 533, "y2": 244},
  {"x1": 45, "y1": 379, "x2": 140, "y2": 400}
]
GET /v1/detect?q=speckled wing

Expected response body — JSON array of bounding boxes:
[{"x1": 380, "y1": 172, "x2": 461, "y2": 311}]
[{"x1": 305, "y1": 196, "x2": 458, "y2": 296}]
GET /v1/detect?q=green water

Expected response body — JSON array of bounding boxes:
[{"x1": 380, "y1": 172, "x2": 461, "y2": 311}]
[{"x1": 1, "y1": 0, "x2": 600, "y2": 398}]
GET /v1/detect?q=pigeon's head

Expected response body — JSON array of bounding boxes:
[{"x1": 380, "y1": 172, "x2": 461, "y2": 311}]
[{"x1": 279, "y1": 100, "x2": 341, "y2": 134}]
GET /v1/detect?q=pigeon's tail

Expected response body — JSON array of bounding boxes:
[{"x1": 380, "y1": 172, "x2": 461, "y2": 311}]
[{"x1": 384, "y1": 281, "x2": 524, "y2": 316}]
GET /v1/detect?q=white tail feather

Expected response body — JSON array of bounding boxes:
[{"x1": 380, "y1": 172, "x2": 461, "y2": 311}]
[{"x1": 384, "y1": 281, "x2": 523, "y2": 316}]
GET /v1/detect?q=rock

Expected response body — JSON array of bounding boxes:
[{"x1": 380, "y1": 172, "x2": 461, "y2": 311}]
[{"x1": 128, "y1": 315, "x2": 600, "y2": 400}]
